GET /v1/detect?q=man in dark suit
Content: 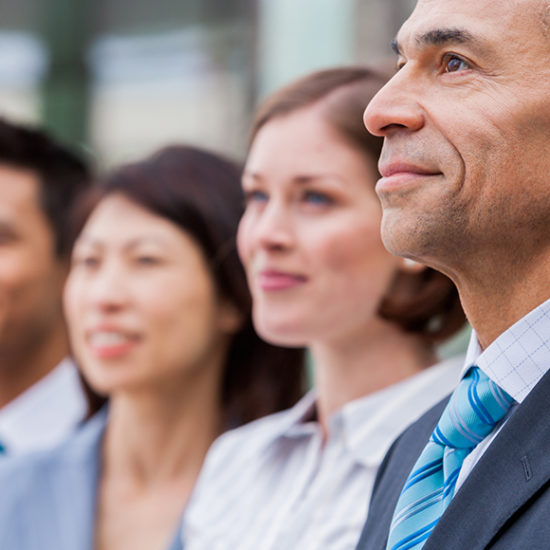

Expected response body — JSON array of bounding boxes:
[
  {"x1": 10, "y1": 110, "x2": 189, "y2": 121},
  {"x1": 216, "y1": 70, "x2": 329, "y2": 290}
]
[{"x1": 357, "y1": 0, "x2": 550, "y2": 548}]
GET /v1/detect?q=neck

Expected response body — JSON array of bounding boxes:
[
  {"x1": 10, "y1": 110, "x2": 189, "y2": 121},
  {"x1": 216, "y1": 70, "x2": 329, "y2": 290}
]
[
  {"x1": 448, "y1": 252, "x2": 550, "y2": 350},
  {"x1": 310, "y1": 318, "x2": 435, "y2": 438},
  {"x1": 0, "y1": 321, "x2": 69, "y2": 408},
  {"x1": 103, "y1": 374, "x2": 222, "y2": 487}
]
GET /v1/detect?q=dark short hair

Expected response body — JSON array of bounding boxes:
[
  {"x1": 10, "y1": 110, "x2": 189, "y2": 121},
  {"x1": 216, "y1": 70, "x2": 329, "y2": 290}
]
[
  {"x1": 250, "y1": 67, "x2": 465, "y2": 345},
  {"x1": 0, "y1": 118, "x2": 91, "y2": 258},
  {"x1": 72, "y1": 145, "x2": 306, "y2": 426}
]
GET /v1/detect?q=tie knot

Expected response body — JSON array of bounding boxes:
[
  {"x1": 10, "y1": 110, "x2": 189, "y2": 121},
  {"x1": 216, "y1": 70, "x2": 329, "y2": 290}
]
[
  {"x1": 431, "y1": 367, "x2": 514, "y2": 450},
  {"x1": 386, "y1": 367, "x2": 515, "y2": 550}
]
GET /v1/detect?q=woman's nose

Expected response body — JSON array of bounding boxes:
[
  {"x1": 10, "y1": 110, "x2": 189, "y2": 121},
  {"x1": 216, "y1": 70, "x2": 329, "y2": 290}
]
[
  {"x1": 252, "y1": 200, "x2": 295, "y2": 252},
  {"x1": 87, "y1": 261, "x2": 130, "y2": 311}
]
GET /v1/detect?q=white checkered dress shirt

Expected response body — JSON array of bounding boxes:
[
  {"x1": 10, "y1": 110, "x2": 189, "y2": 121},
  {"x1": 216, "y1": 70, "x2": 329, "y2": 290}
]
[{"x1": 456, "y1": 298, "x2": 550, "y2": 491}]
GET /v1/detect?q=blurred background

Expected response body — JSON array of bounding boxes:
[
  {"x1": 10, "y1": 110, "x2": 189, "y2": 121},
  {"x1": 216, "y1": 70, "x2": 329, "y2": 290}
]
[
  {"x1": 0, "y1": 0, "x2": 471, "y2": 357},
  {"x1": 0, "y1": 0, "x2": 415, "y2": 167},
  {"x1": 0, "y1": 0, "x2": 471, "y2": 359}
]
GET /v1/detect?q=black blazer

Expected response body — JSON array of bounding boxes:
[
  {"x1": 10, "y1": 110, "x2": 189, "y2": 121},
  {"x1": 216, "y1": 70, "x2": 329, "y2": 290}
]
[{"x1": 355, "y1": 367, "x2": 550, "y2": 550}]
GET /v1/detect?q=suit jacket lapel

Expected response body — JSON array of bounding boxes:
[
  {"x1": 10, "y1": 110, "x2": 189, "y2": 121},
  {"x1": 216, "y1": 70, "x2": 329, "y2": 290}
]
[
  {"x1": 355, "y1": 398, "x2": 448, "y2": 550},
  {"x1": 425, "y1": 368, "x2": 550, "y2": 550}
]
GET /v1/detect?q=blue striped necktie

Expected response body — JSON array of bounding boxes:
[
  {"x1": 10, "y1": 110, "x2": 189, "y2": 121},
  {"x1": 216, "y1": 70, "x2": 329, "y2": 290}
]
[{"x1": 386, "y1": 367, "x2": 514, "y2": 550}]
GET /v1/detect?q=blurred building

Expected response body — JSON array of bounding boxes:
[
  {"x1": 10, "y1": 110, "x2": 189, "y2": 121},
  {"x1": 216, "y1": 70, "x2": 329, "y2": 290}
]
[{"x1": 0, "y1": 0, "x2": 415, "y2": 166}]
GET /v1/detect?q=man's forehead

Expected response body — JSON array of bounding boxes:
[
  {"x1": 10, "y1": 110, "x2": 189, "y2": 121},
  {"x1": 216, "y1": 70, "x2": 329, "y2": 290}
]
[
  {"x1": 0, "y1": 165, "x2": 42, "y2": 213},
  {"x1": 397, "y1": 0, "x2": 543, "y2": 46},
  {"x1": 410, "y1": 0, "x2": 543, "y2": 17}
]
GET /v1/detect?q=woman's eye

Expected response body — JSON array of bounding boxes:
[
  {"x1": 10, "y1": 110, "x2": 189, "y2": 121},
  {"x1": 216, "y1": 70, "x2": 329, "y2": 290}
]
[
  {"x1": 443, "y1": 54, "x2": 471, "y2": 73},
  {"x1": 73, "y1": 256, "x2": 99, "y2": 268},
  {"x1": 302, "y1": 191, "x2": 333, "y2": 206},
  {"x1": 243, "y1": 189, "x2": 268, "y2": 205},
  {"x1": 135, "y1": 256, "x2": 160, "y2": 266}
]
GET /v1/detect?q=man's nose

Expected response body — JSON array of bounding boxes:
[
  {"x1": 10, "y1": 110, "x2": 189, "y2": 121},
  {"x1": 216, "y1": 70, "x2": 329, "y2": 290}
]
[{"x1": 363, "y1": 68, "x2": 425, "y2": 137}]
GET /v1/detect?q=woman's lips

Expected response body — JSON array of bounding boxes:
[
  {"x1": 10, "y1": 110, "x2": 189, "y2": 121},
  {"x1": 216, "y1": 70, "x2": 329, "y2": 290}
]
[
  {"x1": 256, "y1": 270, "x2": 307, "y2": 291},
  {"x1": 87, "y1": 330, "x2": 141, "y2": 359}
]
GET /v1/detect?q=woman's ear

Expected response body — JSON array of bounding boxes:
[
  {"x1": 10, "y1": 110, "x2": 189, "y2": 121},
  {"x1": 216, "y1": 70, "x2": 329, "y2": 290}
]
[{"x1": 218, "y1": 299, "x2": 245, "y2": 335}]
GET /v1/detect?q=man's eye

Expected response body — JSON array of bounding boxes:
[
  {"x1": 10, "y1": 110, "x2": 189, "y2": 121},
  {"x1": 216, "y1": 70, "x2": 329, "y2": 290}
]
[
  {"x1": 0, "y1": 231, "x2": 17, "y2": 245},
  {"x1": 443, "y1": 55, "x2": 471, "y2": 73},
  {"x1": 135, "y1": 256, "x2": 160, "y2": 266}
]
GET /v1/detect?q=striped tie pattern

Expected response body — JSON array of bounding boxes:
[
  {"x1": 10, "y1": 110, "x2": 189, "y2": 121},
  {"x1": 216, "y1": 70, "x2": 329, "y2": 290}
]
[{"x1": 386, "y1": 367, "x2": 514, "y2": 550}]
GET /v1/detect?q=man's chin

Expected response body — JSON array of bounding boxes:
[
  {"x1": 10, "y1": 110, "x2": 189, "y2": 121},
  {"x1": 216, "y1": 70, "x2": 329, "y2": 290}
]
[{"x1": 380, "y1": 215, "x2": 417, "y2": 257}]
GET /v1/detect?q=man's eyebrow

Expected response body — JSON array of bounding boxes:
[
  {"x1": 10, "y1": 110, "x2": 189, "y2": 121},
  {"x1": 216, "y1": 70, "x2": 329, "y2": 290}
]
[
  {"x1": 391, "y1": 27, "x2": 478, "y2": 56},
  {"x1": 417, "y1": 28, "x2": 476, "y2": 48}
]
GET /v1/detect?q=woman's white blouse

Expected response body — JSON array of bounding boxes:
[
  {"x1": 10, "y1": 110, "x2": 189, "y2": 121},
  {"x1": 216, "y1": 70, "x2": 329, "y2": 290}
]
[{"x1": 181, "y1": 355, "x2": 464, "y2": 550}]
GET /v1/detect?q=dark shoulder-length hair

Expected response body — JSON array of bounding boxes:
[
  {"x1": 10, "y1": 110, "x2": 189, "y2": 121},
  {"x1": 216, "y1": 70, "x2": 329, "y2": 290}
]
[
  {"x1": 250, "y1": 67, "x2": 465, "y2": 346},
  {"x1": 72, "y1": 145, "x2": 306, "y2": 426}
]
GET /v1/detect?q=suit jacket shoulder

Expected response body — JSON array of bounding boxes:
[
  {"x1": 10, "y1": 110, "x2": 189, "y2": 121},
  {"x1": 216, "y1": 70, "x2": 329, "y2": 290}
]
[
  {"x1": 356, "y1": 367, "x2": 550, "y2": 550},
  {"x1": 0, "y1": 407, "x2": 107, "y2": 550}
]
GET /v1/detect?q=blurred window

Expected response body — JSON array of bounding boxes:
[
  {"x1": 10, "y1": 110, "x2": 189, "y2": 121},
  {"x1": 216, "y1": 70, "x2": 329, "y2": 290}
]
[
  {"x1": 89, "y1": 18, "x2": 254, "y2": 166},
  {"x1": 0, "y1": 31, "x2": 47, "y2": 123}
]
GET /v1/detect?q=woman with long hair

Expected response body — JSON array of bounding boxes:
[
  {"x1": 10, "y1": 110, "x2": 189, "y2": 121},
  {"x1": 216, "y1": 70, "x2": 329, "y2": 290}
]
[{"x1": 181, "y1": 67, "x2": 466, "y2": 549}]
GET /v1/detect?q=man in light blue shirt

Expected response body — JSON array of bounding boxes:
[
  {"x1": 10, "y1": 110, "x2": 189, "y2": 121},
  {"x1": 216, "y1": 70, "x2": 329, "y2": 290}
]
[{"x1": 0, "y1": 118, "x2": 92, "y2": 455}]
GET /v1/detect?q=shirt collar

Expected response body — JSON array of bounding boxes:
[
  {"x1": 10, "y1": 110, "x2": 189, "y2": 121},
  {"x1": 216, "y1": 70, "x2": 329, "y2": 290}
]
[
  {"x1": 341, "y1": 356, "x2": 463, "y2": 468},
  {"x1": 464, "y1": 297, "x2": 550, "y2": 404},
  {"x1": 274, "y1": 356, "x2": 463, "y2": 468},
  {"x1": 277, "y1": 391, "x2": 319, "y2": 438},
  {"x1": 0, "y1": 358, "x2": 88, "y2": 455}
]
